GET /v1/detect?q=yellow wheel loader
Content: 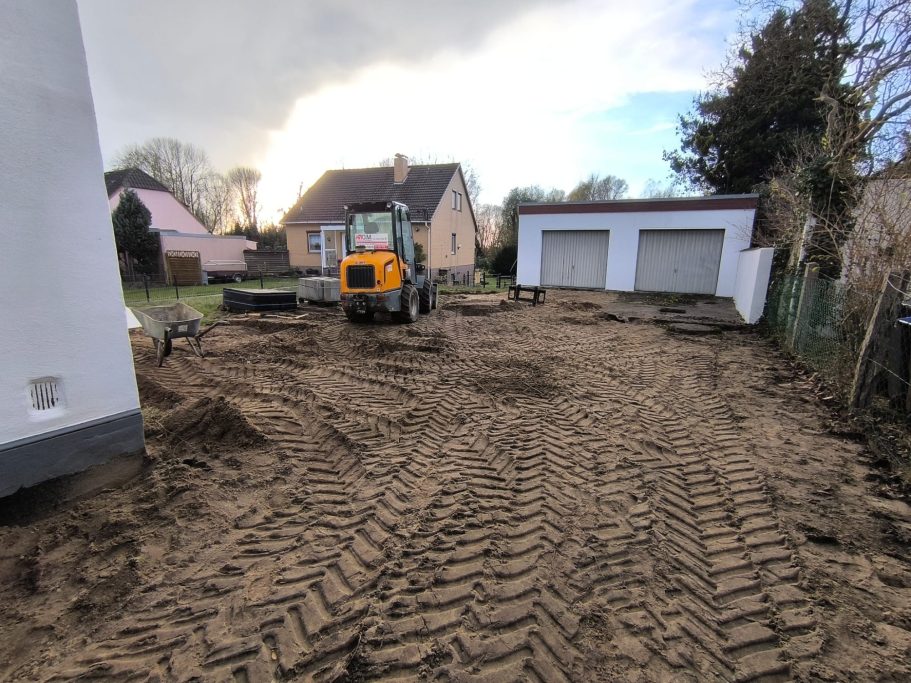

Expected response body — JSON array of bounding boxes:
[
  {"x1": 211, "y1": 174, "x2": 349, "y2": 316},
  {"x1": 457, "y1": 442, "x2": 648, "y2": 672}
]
[{"x1": 339, "y1": 201, "x2": 438, "y2": 323}]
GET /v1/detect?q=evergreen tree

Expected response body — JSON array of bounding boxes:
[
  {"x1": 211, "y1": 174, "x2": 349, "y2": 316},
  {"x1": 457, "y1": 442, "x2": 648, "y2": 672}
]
[
  {"x1": 666, "y1": 0, "x2": 848, "y2": 194},
  {"x1": 112, "y1": 189, "x2": 159, "y2": 276}
]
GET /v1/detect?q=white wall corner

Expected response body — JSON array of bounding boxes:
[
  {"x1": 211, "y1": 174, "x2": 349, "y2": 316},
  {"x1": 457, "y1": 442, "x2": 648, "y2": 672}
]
[{"x1": 734, "y1": 247, "x2": 774, "y2": 324}]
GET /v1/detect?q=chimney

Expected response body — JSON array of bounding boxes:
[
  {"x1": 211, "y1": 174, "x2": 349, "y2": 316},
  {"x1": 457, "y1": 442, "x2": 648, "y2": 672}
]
[{"x1": 393, "y1": 153, "x2": 409, "y2": 184}]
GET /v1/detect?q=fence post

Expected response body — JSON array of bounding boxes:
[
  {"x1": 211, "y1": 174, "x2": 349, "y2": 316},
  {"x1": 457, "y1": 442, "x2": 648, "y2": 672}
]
[
  {"x1": 144, "y1": 276, "x2": 150, "y2": 303},
  {"x1": 174, "y1": 282, "x2": 180, "y2": 300},
  {"x1": 260, "y1": 270, "x2": 264, "y2": 288},
  {"x1": 850, "y1": 270, "x2": 908, "y2": 412},
  {"x1": 790, "y1": 262, "x2": 818, "y2": 352}
]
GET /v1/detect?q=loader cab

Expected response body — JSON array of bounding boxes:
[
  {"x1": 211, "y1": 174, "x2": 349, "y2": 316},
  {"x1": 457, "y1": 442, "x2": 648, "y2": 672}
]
[{"x1": 344, "y1": 201, "x2": 416, "y2": 281}]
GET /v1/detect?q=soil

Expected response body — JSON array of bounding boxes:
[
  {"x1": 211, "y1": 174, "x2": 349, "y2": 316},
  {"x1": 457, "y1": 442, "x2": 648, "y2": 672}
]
[{"x1": 1, "y1": 290, "x2": 910, "y2": 681}]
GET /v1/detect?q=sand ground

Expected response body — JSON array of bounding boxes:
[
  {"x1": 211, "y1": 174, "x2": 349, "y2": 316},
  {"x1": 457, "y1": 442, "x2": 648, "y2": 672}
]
[{"x1": 1, "y1": 290, "x2": 910, "y2": 682}]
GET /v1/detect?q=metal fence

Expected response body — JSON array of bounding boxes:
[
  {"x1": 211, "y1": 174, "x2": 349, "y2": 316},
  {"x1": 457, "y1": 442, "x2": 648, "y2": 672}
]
[
  {"x1": 122, "y1": 275, "x2": 299, "y2": 307},
  {"x1": 766, "y1": 275, "x2": 853, "y2": 389},
  {"x1": 764, "y1": 269, "x2": 906, "y2": 411}
]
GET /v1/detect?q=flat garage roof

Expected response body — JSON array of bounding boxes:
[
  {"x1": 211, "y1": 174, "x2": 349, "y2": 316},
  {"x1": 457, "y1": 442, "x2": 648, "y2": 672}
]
[{"x1": 518, "y1": 194, "x2": 759, "y2": 215}]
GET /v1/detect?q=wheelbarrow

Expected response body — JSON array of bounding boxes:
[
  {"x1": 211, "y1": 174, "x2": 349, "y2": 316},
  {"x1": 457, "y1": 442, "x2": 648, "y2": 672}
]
[{"x1": 131, "y1": 302, "x2": 226, "y2": 366}]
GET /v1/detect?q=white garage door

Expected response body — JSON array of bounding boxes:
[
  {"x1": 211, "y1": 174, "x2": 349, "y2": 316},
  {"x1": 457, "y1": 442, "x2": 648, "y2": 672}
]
[
  {"x1": 635, "y1": 229, "x2": 725, "y2": 295},
  {"x1": 541, "y1": 230, "x2": 610, "y2": 289}
]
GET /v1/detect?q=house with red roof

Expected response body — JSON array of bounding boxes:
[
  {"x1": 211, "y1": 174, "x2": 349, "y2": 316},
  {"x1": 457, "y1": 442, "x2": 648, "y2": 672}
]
[{"x1": 281, "y1": 155, "x2": 477, "y2": 283}]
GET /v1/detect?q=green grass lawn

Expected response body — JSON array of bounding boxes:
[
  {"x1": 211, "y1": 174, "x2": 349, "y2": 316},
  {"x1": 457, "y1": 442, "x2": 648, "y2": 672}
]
[
  {"x1": 123, "y1": 277, "x2": 298, "y2": 306},
  {"x1": 124, "y1": 277, "x2": 299, "y2": 323},
  {"x1": 438, "y1": 281, "x2": 509, "y2": 295}
]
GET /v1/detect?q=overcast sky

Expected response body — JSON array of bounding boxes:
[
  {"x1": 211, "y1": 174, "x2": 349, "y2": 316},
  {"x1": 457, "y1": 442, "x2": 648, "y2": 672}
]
[{"x1": 76, "y1": 0, "x2": 741, "y2": 220}]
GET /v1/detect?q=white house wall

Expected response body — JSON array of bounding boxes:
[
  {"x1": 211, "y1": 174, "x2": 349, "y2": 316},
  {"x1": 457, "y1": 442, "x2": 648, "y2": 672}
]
[
  {"x1": 0, "y1": 1, "x2": 143, "y2": 495},
  {"x1": 517, "y1": 208, "x2": 756, "y2": 297}
]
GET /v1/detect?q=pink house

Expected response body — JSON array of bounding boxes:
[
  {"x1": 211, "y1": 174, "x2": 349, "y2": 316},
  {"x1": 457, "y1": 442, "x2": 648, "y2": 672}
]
[{"x1": 106, "y1": 168, "x2": 256, "y2": 281}]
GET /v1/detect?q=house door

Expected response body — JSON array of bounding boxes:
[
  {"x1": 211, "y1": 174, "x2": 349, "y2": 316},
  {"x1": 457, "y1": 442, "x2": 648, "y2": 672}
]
[{"x1": 320, "y1": 228, "x2": 346, "y2": 274}]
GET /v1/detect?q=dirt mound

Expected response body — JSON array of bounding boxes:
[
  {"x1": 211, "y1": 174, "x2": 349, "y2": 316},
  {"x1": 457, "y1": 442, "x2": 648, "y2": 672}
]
[
  {"x1": 667, "y1": 322, "x2": 721, "y2": 335},
  {"x1": 376, "y1": 338, "x2": 448, "y2": 354},
  {"x1": 561, "y1": 315, "x2": 599, "y2": 325},
  {"x1": 450, "y1": 304, "x2": 494, "y2": 316},
  {"x1": 562, "y1": 301, "x2": 601, "y2": 311},
  {"x1": 231, "y1": 317, "x2": 316, "y2": 334},
  {"x1": 160, "y1": 396, "x2": 264, "y2": 450},
  {"x1": 618, "y1": 291, "x2": 706, "y2": 306},
  {"x1": 445, "y1": 299, "x2": 520, "y2": 316},
  {"x1": 136, "y1": 373, "x2": 183, "y2": 409}
]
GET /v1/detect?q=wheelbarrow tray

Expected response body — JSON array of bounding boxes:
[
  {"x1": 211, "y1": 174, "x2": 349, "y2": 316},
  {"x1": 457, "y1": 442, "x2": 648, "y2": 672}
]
[{"x1": 131, "y1": 302, "x2": 203, "y2": 340}]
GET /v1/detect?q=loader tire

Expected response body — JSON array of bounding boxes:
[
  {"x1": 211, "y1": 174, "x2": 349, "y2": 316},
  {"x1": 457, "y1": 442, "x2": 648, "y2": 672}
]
[
  {"x1": 397, "y1": 285, "x2": 419, "y2": 324},
  {"x1": 420, "y1": 279, "x2": 433, "y2": 314}
]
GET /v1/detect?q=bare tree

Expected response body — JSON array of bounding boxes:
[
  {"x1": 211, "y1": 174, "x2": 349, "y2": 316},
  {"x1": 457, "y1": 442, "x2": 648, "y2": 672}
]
[
  {"x1": 843, "y1": 166, "x2": 911, "y2": 292},
  {"x1": 461, "y1": 161, "x2": 481, "y2": 211},
  {"x1": 567, "y1": 173, "x2": 628, "y2": 201},
  {"x1": 828, "y1": 0, "x2": 911, "y2": 167},
  {"x1": 475, "y1": 203, "x2": 502, "y2": 252},
  {"x1": 641, "y1": 179, "x2": 682, "y2": 198},
  {"x1": 226, "y1": 166, "x2": 262, "y2": 231},
  {"x1": 114, "y1": 137, "x2": 213, "y2": 222},
  {"x1": 760, "y1": 135, "x2": 871, "y2": 275},
  {"x1": 200, "y1": 172, "x2": 235, "y2": 234}
]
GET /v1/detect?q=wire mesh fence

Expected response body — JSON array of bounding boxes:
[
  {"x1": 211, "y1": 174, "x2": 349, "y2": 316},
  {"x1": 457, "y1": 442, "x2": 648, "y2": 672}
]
[
  {"x1": 122, "y1": 275, "x2": 299, "y2": 307},
  {"x1": 764, "y1": 270, "x2": 907, "y2": 411}
]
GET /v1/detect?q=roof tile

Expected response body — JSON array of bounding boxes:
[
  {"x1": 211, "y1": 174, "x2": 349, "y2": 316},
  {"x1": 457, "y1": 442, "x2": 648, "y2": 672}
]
[
  {"x1": 281, "y1": 163, "x2": 460, "y2": 224},
  {"x1": 104, "y1": 168, "x2": 170, "y2": 196}
]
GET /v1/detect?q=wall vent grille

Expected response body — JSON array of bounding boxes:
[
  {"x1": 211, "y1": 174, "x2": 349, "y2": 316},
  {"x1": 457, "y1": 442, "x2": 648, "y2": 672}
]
[{"x1": 29, "y1": 379, "x2": 62, "y2": 411}]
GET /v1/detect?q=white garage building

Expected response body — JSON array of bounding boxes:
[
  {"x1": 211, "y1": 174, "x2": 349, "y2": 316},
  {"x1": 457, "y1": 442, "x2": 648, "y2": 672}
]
[{"x1": 517, "y1": 195, "x2": 759, "y2": 297}]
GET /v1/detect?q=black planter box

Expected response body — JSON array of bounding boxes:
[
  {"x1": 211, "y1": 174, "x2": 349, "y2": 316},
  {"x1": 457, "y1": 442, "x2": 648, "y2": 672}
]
[{"x1": 222, "y1": 288, "x2": 298, "y2": 312}]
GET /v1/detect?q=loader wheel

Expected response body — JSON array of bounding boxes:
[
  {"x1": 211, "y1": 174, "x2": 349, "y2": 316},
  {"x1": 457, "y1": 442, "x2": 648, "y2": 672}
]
[
  {"x1": 431, "y1": 284, "x2": 438, "y2": 310},
  {"x1": 397, "y1": 285, "x2": 419, "y2": 324},
  {"x1": 420, "y1": 279, "x2": 433, "y2": 314}
]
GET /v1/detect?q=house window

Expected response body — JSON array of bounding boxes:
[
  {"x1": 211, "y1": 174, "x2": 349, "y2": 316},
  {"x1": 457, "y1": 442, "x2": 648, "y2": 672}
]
[
  {"x1": 451, "y1": 233, "x2": 457, "y2": 255},
  {"x1": 452, "y1": 190, "x2": 462, "y2": 211},
  {"x1": 307, "y1": 232, "x2": 322, "y2": 253}
]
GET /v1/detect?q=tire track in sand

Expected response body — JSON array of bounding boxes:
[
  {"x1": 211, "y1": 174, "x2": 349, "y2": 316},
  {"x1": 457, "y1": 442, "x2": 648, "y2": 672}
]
[{"x1": 52, "y1": 300, "x2": 820, "y2": 681}]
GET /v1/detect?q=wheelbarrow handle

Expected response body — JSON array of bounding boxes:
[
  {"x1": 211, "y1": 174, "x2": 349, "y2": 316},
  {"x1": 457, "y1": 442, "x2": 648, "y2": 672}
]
[{"x1": 196, "y1": 320, "x2": 227, "y2": 340}]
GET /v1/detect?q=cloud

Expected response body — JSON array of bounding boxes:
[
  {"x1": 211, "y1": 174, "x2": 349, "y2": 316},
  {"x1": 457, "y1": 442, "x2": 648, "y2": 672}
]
[
  {"x1": 77, "y1": 0, "x2": 571, "y2": 168},
  {"x1": 77, "y1": 0, "x2": 738, "y2": 217},
  {"x1": 257, "y1": 0, "x2": 736, "y2": 214}
]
